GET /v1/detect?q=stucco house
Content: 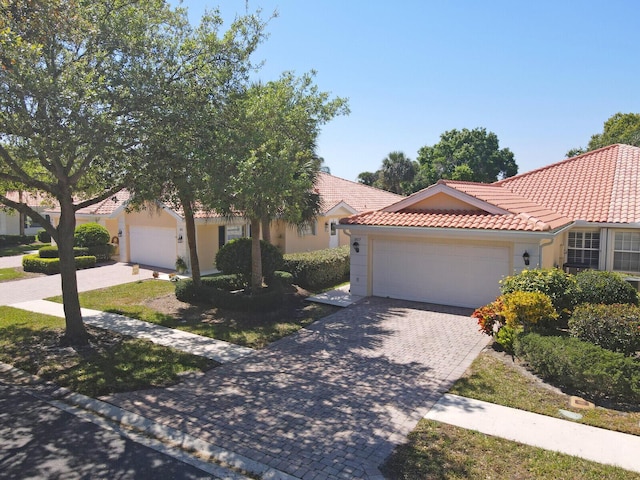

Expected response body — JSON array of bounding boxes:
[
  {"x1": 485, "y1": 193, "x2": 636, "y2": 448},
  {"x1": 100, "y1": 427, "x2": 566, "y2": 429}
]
[
  {"x1": 48, "y1": 173, "x2": 403, "y2": 272},
  {"x1": 0, "y1": 191, "x2": 52, "y2": 236},
  {"x1": 339, "y1": 144, "x2": 640, "y2": 308}
]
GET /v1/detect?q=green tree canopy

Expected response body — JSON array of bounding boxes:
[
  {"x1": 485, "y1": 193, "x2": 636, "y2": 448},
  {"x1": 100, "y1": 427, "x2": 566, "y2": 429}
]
[
  {"x1": 220, "y1": 71, "x2": 348, "y2": 292},
  {"x1": 0, "y1": 0, "x2": 192, "y2": 345},
  {"x1": 377, "y1": 151, "x2": 416, "y2": 195},
  {"x1": 566, "y1": 112, "x2": 640, "y2": 157},
  {"x1": 416, "y1": 127, "x2": 518, "y2": 186}
]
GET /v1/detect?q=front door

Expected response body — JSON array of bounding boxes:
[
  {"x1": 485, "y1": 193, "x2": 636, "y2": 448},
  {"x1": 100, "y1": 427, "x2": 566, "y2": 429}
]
[{"x1": 329, "y1": 219, "x2": 339, "y2": 248}]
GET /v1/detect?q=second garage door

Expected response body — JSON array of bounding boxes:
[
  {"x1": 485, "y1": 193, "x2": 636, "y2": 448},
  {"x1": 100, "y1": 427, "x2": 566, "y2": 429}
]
[
  {"x1": 372, "y1": 238, "x2": 510, "y2": 308},
  {"x1": 129, "y1": 227, "x2": 177, "y2": 269}
]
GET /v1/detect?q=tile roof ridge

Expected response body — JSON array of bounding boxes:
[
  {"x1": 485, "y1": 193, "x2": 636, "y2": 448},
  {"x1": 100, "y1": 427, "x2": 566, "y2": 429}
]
[
  {"x1": 514, "y1": 212, "x2": 551, "y2": 231},
  {"x1": 494, "y1": 144, "x2": 625, "y2": 186}
]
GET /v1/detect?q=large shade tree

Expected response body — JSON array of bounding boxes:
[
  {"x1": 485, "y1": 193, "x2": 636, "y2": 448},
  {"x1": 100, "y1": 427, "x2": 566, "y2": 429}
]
[
  {"x1": 219, "y1": 71, "x2": 348, "y2": 292},
  {"x1": 566, "y1": 112, "x2": 640, "y2": 157},
  {"x1": 0, "y1": 0, "x2": 186, "y2": 345},
  {"x1": 127, "y1": 8, "x2": 269, "y2": 288},
  {"x1": 415, "y1": 127, "x2": 518, "y2": 187}
]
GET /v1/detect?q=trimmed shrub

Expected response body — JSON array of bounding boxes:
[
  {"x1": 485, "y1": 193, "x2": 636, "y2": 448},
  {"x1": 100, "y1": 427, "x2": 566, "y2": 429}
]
[
  {"x1": 282, "y1": 245, "x2": 350, "y2": 291},
  {"x1": 495, "y1": 325, "x2": 520, "y2": 354},
  {"x1": 175, "y1": 278, "x2": 283, "y2": 311},
  {"x1": 37, "y1": 229, "x2": 51, "y2": 243},
  {"x1": 501, "y1": 291, "x2": 558, "y2": 330},
  {"x1": 215, "y1": 238, "x2": 283, "y2": 285},
  {"x1": 22, "y1": 254, "x2": 96, "y2": 274},
  {"x1": 514, "y1": 332, "x2": 640, "y2": 404},
  {"x1": 0, "y1": 234, "x2": 35, "y2": 247},
  {"x1": 38, "y1": 246, "x2": 90, "y2": 258},
  {"x1": 575, "y1": 270, "x2": 639, "y2": 306},
  {"x1": 569, "y1": 303, "x2": 640, "y2": 356},
  {"x1": 86, "y1": 244, "x2": 116, "y2": 262},
  {"x1": 74, "y1": 222, "x2": 110, "y2": 247},
  {"x1": 472, "y1": 297, "x2": 505, "y2": 336},
  {"x1": 273, "y1": 270, "x2": 294, "y2": 287},
  {"x1": 500, "y1": 268, "x2": 578, "y2": 318}
]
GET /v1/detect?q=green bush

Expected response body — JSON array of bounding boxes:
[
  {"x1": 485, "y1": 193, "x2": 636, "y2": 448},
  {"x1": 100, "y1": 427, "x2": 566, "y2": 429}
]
[
  {"x1": 569, "y1": 303, "x2": 640, "y2": 356},
  {"x1": 174, "y1": 278, "x2": 283, "y2": 311},
  {"x1": 575, "y1": 270, "x2": 639, "y2": 306},
  {"x1": 0, "y1": 234, "x2": 35, "y2": 247},
  {"x1": 501, "y1": 291, "x2": 558, "y2": 330},
  {"x1": 36, "y1": 229, "x2": 51, "y2": 243},
  {"x1": 86, "y1": 244, "x2": 115, "y2": 262},
  {"x1": 23, "y1": 254, "x2": 96, "y2": 274},
  {"x1": 514, "y1": 332, "x2": 640, "y2": 404},
  {"x1": 215, "y1": 238, "x2": 283, "y2": 286},
  {"x1": 38, "y1": 246, "x2": 90, "y2": 258},
  {"x1": 500, "y1": 268, "x2": 578, "y2": 318},
  {"x1": 74, "y1": 222, "x2": 110, "y2": 247},
  {"x1": 273, "y1": 270, "x2": 294, "y2": 287},
  {"x1": 282, "y1": 245, "x2": 350, "y2": 291}
]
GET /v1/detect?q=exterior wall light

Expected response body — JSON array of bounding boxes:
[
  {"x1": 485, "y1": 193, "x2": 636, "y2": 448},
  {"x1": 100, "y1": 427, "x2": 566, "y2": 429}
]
[
  {"x1": 324, "y1": 222, "x2": 329, "y2": 232},
  {"x1": 118, "y1": 229, "x2": 123, "y2": 237},
  {"x1": 352, "y1": 241, "x2": 360, "y2": 253},
  {"x1": 523, "y1": 251, "x2": 530, "y2": 266},
  {"x1": 177, "y1": 234, "x2": 183, "y2": 243}
]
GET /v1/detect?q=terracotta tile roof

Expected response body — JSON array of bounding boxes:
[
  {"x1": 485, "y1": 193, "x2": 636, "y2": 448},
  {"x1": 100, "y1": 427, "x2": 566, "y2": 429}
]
[
  {"x1": 316, "y1": 172, "x2": 404, "y2": 213},
  {"x1": 495, "y1": 144, "x2": 640, "y2": 224},
  {"x1": 341, "y1": 209, "x2": 563, "y2": 232},
  {"x1": 3, "y1": 191, "x2": 56, "y2": 208},
  {"x1": 73, "y1": 190, "x2": 131, "y2": 216}
]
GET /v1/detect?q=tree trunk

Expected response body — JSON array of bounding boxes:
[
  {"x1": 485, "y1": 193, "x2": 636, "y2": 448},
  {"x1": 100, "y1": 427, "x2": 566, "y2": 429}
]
[
  {"x1": 250, "y1": 217, "x2": 262, "y2": 293},
  {"x1": 58, "y1": 199, "x2": 88, "y2": 346},
  {"x1": 261, "y1": 217, "x2": 271, "y2": 244},
  {"x1": 180, "y1": 195, "x2": 201, "y2": 288},
  {"x1": 18, "y1": 191, "x2": 25, "y2": 236}
]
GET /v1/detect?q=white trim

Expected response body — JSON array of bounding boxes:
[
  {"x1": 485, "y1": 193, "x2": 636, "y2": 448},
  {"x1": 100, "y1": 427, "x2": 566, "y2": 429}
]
[
  {"x1": 382, "y1": 183, "x2": 509, "y2": 215},
  {"x1": 324, "y1": 201, "x2": 358, "y2": 216}
]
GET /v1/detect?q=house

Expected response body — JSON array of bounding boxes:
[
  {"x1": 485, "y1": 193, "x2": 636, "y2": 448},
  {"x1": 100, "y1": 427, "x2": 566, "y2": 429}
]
[
  {"x1": 0, "y1": 191, "x2": 52, "y2": 236},
  {"x1": 47, "y1": 173, "x2": 403, "y2": 272},
  {"x1": 339, "y1": 144, "x2": 640, "y2": 308}
]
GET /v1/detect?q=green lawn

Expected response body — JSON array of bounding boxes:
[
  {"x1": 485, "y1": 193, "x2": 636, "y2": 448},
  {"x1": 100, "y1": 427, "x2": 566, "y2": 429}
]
[
  {"x1": 0, "y1": 242, "x2": 46, "y2": 257},
  {"x1": 0, "y1": 306, "x2": 216, "y2": 397},
  {"x1": 48, "y1": 279, "x2": 340, "y2": 349},
  {"x1": 382, "y1": 349, "x2": 640, "y2": 478},
  {"x1": 0, "y1": 267, "x2": 26, "y2": 282}
]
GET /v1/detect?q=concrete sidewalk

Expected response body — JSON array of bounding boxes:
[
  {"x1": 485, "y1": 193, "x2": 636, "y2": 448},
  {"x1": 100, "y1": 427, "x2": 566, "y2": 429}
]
[
  {"x1": 10, "y1": 300, "x2": 254, "y2": 364},
  {"x1": 425, "y1": 393, "x2": 640, "y2": 474}
]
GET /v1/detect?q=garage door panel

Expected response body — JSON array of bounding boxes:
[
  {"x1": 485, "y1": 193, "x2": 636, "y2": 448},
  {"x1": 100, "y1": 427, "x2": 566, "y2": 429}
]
[
  {"x1": 130, "y1": 227, "x2": 176, "y2": 269},
  {"x1": 372, "y1": 239, "x2": 509, "y2": 308}
]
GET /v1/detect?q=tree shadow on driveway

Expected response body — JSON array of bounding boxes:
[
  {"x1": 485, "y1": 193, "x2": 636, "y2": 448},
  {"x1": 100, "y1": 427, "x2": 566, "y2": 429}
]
[{"x1": 102, "y1": 297, "x2": 488, "y2": 479}]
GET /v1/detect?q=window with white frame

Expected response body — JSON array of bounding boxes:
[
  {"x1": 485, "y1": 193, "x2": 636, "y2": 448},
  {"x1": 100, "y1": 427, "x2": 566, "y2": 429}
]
[
  {"x1": 613, "y1": 232, "x2": 640, "y2": 273},
  {"x1": 567, "y1": 231, "x2": 600, "y2": 268}
]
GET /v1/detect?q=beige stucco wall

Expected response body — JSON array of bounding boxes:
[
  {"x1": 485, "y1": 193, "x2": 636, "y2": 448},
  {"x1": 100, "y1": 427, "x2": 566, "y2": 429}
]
[
  {"x1": 411, "y1": 192, "x2": 483, "y2": 211},
  {"x1": 196, "y1": 223, "x2": 220, "y2": 272},
  {"x1": 125, "y1": 207, "x2": 177, "y2": 228}
]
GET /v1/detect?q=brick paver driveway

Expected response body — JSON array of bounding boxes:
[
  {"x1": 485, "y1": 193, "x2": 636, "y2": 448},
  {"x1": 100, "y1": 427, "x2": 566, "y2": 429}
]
[{"x1": 103, "y1": 297, "x2": 490, "y2": 479}]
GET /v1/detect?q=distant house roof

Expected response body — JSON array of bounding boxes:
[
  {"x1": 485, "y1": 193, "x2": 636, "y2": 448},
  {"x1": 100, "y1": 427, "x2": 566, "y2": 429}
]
[
  {"x1": 50, "y1": 172, "x2": 403, "y2": 221},
  {"x1": 341, "y1": 144, "x2": 640, "y2": 232},
  {"x1": 315, "y1": 172, "x2": 404, "y2": 214},
  {"x1": 3, "y1": 191, "x2": 56, "y2": 208}
]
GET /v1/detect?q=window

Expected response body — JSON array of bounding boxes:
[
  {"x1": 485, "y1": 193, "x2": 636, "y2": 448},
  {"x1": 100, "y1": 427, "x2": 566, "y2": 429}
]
[
  {"x1": 298, "y1": 221, "x2": 317, "y2": 237},
  {"x1": 567, "y1": 231, "x2": 600, "y2": 268},
  {"x1": 613, "y1": 232, "x2": 640, "y2": 273},
  {"x1": 226, "y1": 225, "x2": 244, "y2": 243}
]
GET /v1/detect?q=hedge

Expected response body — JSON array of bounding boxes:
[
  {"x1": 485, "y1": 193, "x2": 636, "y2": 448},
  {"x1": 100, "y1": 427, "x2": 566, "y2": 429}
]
[
  {"x1": 175, "y1": 277, "x2": 284, "y2": 311},
  {"x1": 575, "y1": 270, "x2": 639, "y2": 306},
  {"x1": 514, "y1": 332, "x2": 640, "y2": 404},
  {"x1": 38, "y1": 245, "x2": 89, "y2": 258},
  {"x1": 74, "y1": 222, "x2": 111, "y2": 247},
  {"x1": 0, "y1": 235, "x2": 36, "y2": 247},
  {"x1": 568, "y1": 303, "x2": 640, "y2": 356},
  {"x1": 37, "y1": 229, "x2": 51, "y2": 243},
  {"x1": 215, "y1": 238, "x2": 283, "y2": 284},
  {"x1": 22, "y1": 254, "x2": 96, "y2": 274},
  {"x1": 282, "y1": 245, "x2": 350, "y2": 291}
]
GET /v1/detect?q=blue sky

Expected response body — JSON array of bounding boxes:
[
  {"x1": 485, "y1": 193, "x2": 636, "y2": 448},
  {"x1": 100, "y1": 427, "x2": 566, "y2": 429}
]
[{"x1": 173, "y1": 0, "x2": 640, "y2": 181}]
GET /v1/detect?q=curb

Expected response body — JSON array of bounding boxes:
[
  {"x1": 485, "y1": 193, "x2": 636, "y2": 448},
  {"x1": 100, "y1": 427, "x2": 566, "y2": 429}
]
[{"x1": 0, "y1": 362, "x2": 297, "y2": 480}]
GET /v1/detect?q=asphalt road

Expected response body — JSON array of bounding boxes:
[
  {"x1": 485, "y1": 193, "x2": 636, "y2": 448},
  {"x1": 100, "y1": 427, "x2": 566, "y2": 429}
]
[{"x1": 0, "y1": 381, "x2": 219, "y2": 480}]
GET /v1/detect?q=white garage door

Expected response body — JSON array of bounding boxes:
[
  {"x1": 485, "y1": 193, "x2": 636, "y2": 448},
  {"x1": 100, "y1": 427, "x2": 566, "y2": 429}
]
[
  {"x1": 372, "y1": 238, "x2": 510, "y2": 308},
  {"x1": 129, "y1": 227, "x2": 177, "y2": 269}
]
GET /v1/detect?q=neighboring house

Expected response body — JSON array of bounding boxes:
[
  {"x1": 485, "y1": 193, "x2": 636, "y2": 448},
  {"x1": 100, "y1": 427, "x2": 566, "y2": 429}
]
[
  {"x1": 339, "y1": 144, "x2": 640, "y2": 308},
  {"x1": 0, "y1": 191, "x2": 52, "y2": 236},
  {"x1": 47, "y1": 173, "x2": 403, "y2": 272}
]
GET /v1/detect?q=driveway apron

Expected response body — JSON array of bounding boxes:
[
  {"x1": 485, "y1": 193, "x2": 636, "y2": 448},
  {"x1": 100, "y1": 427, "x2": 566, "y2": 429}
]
[{"x1": 103, "y1": 298, "x2": 489, "y2": 479}]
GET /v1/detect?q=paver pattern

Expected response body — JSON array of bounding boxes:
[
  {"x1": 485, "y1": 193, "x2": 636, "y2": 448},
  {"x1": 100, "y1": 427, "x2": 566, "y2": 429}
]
[{"x1": 103, "y1": 297, "x2": 489, "y2": 479}]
